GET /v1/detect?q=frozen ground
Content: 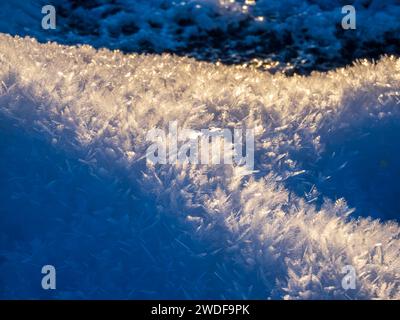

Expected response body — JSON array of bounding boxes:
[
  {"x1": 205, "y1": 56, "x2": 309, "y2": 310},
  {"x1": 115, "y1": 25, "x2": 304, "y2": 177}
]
[
  {"x1": 0, "y1": 0, "x2": 399, "y2": 74},
  {"x1": 0, "y1": 34, "x2": 399, "y2": 299}
]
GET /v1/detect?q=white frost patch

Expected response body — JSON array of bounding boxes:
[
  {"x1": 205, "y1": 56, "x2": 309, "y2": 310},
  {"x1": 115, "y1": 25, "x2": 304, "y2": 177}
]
[{"x1": 0, "y1": 34, "x2": 399, "y2": 299}]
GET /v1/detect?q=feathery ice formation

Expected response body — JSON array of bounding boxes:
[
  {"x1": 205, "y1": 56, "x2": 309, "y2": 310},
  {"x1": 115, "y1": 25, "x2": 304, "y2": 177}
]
[{"x1": 0, "y1": 34, "x2": 399, "y2": 299}]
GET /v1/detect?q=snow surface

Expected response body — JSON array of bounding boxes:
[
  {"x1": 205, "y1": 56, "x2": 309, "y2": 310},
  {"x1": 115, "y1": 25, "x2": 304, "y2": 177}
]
[
  {"x1": 0, "y1": 0, "x2": 399, "y2": 74},
  {"x1": 0, "y1": 34, "x2": 399, "y2": 299}
]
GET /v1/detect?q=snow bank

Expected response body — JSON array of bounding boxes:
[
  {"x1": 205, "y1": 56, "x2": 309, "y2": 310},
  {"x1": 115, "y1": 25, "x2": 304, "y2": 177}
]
[
  {"x1": 1, "y1": 0, "x2": 399, "y2": 73},
  {"x1": 0, "y1": 34, "x2": 399, "y2": 299}
]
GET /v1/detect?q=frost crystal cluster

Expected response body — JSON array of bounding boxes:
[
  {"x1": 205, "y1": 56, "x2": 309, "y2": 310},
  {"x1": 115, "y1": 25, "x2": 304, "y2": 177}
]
[{"x1": 0, "y1": 34, "x2": 399, "y2": 299}]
